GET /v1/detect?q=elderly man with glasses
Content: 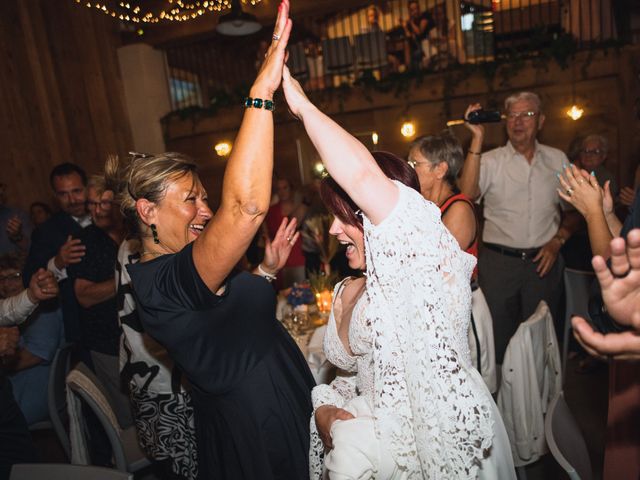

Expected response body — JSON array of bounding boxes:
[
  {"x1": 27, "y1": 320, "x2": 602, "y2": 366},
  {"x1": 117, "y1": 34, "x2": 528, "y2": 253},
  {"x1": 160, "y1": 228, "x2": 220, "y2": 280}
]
[{"x1": 459, "y1": 91, "x2": 581, "y2": 363}]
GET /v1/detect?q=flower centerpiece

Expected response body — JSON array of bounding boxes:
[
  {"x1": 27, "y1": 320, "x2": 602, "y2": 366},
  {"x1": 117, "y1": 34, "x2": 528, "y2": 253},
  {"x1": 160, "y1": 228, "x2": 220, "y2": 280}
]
[
  {"x1": 302, "y1": 214, "x2": 339, "y2": 275},
  {"x1": 308, "y1": 270, "x2": 339, "y2": 319},
  {"x1": 286, "y1": 281, "x2": 315, "y2": 308}
]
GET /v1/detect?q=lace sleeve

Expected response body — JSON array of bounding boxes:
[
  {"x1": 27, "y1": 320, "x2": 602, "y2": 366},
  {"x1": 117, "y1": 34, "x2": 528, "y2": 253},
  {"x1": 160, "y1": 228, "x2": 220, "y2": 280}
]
[
  {"x1": 362, "y1": 182, "x2": 492, "y2": 479},
  {"x1": 309, "y1": 371, "x2": 357, "y2": 479}
]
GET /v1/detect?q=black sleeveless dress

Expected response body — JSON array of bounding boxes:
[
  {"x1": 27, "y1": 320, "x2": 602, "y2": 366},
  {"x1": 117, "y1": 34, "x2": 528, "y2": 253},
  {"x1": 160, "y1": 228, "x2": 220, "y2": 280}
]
[{"x1": 128, "y1": 243, "x2": 315, "y2": 479}]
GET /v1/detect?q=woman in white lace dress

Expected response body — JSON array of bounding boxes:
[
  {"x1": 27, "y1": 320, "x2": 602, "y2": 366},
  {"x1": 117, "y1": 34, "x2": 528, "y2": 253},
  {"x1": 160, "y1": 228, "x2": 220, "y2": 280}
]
[{"x1": 281, "y1": 67, "x2": 516, "y2": 480}]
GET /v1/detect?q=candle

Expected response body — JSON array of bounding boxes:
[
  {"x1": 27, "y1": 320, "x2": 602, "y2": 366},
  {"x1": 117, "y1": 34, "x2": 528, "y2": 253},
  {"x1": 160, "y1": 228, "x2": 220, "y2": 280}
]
[{"x1": 315, "y1": 289, "x2": 332, "y2": 314}]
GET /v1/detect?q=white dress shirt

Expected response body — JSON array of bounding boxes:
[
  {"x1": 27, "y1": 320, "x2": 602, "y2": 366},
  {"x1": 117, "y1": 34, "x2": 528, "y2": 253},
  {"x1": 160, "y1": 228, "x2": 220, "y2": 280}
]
[{"x1": 478, "y1": 141, "x2": 569, "y2": 249}]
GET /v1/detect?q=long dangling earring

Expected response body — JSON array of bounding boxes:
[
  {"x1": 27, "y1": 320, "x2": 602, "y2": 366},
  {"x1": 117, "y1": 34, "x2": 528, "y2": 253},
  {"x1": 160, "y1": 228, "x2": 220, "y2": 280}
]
[{"x1": 150, "y1": 224, "x2": 160, "y2": 244}]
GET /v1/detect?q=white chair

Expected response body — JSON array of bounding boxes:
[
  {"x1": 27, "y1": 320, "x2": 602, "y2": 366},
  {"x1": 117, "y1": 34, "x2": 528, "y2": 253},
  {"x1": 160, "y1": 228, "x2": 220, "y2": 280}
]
[
  {"x1": 545, "y1": 391, "x2": 593, "y2": 480},
  {"x1": 66, "y1": 363, "x2": 151, "y2": 474},
  {"x1": 562, "y1": 268, "x2": 595, "y2": 380},
  {"x1": 10, "y1": 463, "x2": 132, "y2": 480},
  {"x1": 469, "y1": 286, "x2": 498, "y2": 393},
  {"x1": 497, "y1": 301, "x2": 562, "y2": 469}
]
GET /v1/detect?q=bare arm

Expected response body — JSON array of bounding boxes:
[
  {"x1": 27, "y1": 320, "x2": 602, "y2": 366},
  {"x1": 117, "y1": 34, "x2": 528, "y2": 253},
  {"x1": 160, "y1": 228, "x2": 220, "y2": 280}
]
[
  {"x1": 442, "y1": 202, "x2": 476, "y2": 250},
  {"x1": 457, "y1": 104, "x2": 485, "y2": 200},
  {"x1": 74, "y1": 278, "x2": 116, "y2": 308},
  {"x1": 282, "y1": 67, "x2": 397, "y2": 224},
  {"x1": 192, "y1": 2, "x2": 292, "y2": 292}
]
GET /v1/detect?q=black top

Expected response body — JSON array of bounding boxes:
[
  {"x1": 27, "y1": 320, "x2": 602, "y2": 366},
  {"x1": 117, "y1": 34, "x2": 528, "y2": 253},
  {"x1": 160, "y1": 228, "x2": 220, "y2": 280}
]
[
  {"x1": 23, "y1": 212, "x2": 86, "y2": 343},
  {"x1": 128, "y1": 243, "x2": 315, "y2": 479},
  {"x1": 67, "y1": 225, "x2": 121, "y2": 355}
]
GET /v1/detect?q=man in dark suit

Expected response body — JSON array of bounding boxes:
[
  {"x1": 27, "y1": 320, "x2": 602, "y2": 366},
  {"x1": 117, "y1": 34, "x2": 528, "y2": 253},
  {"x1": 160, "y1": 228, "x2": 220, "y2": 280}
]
[{"x1": 23, "y1": 163, "x2": 90, "y2": 343}]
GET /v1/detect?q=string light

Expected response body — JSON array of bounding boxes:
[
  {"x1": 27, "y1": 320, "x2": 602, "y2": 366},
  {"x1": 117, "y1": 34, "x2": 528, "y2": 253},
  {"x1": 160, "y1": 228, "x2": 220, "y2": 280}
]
[
  {"x1": 371, "y1": 132, "x2": 379, "y2": 145},
  {"x1": 74, "y1": 0, "x2": 261, "y2": 24}
]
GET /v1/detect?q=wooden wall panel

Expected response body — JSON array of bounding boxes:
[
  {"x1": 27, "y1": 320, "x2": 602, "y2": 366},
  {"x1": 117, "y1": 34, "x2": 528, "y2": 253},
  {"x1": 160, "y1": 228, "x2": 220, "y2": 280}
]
[{"x1": 0, "y1": 0, "x2": 132, "y2": 210}]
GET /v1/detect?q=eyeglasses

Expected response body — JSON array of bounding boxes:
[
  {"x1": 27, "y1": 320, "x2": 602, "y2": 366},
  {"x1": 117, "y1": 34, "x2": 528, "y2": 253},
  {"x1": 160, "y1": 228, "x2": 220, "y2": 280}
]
[
  {"x1": 407, "y1": 159, "x2": 431, "y2": 169},
  {"x1": 86, "y1": 200, "x2": 114, "y2": 210},
  {"x1": 581, "y1": 148, "x2": 605, "y2": 156},
  {"x1": 0, "y1": 272, "x2": 21, "y2": 283},
  {"x1": 506, "y1": 111, "x2": 538, "y2": 120}
]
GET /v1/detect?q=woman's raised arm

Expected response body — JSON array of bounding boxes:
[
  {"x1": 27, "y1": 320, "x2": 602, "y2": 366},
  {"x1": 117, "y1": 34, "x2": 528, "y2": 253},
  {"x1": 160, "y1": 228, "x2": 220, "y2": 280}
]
[
  {"x1": 282, "y1": 67, "x2": 398, "y2": 225},
  {"x1": 193, "y1": 1, "x2": 292, "y2": 291}
]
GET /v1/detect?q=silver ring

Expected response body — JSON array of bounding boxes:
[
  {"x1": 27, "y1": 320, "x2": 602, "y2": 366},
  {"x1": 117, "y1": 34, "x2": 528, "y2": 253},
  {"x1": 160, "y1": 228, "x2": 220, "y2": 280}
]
[
  {"x1": 566, "y1": 187, "x2": 574, "y2": 196},
  {"x1": 272, "y1": 33, "x2": 280, "y2": 41},
  {"x1": 286, "y1": 236, "x2": 291, "y2": 241}
]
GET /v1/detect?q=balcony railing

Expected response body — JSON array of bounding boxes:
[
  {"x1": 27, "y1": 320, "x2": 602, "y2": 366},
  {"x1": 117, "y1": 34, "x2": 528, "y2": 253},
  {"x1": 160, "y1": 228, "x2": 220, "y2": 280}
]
[{"x1": 161, "y1": 0, "x2": 625, "y2": 113}]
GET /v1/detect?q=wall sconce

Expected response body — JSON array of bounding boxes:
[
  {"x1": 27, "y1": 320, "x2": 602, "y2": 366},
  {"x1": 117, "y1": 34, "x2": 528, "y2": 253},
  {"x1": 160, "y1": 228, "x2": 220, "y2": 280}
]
[
  {"x1": 566, "y1": 105, "x2": 584, "y2": 121},
  {"x1": 313, "y1": 161, "x2": 326, "y2": 177},
  {"x1": 400, "y1": 121, "x2": 416, "y2": 138},
  {"x1": 214, "y1": 142, "x2": 232, "y2": 157},
  {"x1": 372, "y1": 132, "x2": 379, "y2": 146}
]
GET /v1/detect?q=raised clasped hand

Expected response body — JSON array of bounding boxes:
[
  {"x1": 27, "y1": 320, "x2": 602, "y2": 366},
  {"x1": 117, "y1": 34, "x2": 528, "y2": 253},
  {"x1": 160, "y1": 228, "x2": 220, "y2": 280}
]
[
  {"x1": 282, "y1": 65, "x2": 311, "y2": 120},
  {"x1": 252, "y1": 0, "x2": 292, "y2": 98},
  {"x1": 27, "y1": 269, "x2": 59, "y2": 303},
  {"x1": 463, "y1": 103, "x2": 485, "y2": 139}
]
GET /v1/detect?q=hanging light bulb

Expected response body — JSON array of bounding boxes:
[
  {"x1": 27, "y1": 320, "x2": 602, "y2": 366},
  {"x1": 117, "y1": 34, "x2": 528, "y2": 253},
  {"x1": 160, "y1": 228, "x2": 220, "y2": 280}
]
[
  {"x1": 401, "y1": 121, "x2": 416, "y2": 138},
  {"x1": 313, "y1": 162, "x2": 326, "y2": 176},
  {"x1": 214, "y1": 141, "x2": 232, "y2": 156},
  {"x1": 566, "y1": 105, "x2": 584, "y2": 121},
  {"x1": 371, "y1": 132, "x2": 379, "y2": 146}
]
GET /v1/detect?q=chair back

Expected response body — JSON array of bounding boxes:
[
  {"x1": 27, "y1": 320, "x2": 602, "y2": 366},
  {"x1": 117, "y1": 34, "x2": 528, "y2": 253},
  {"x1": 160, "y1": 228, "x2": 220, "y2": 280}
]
[
  {"x1": 287, "y1": 42, "x2": 309, "y2": 78},
  {"x1": 10, "y1": 463, "x2": 132, "y2": 480},
  {"x1": 322, "y1": 37, "x2": 354, "y2": 73},
  {"x1": 498, "y1": 301, "x2": 562, "y2": 466},
  {"x1": 48, "y1": 343, "x2": 75, "y2": 459},
  {"x1": 354, "y1": 31, "x2": 388, "y2": 69},
  {"x1": 469, "y1": 286, "x2": 497, "y2": 393},
  {"x1": 66, "y1": 363, "x2": 128, "y2": 471},
  {"x1": 562, "y1": 269, "x2": 595, "y2": 379},
  {"x1": 544, "y1": 391, "x2": 593, "y2": 480}
]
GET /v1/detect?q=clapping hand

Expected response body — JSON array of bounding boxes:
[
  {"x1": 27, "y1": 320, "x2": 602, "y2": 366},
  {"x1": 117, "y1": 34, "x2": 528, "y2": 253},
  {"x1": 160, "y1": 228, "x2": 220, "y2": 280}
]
[
  {"x1": 557, "y1": 164, "x2": 603, "y2": 219},
  {"x1": 6, "y1": 215, "x2": 22, "y2": 242},
  {"x1": 55, "y1": 235, "x2": 86, "y2": 269},
  {"x1": 27, "y1": 269, "x2": 59, "y2": 303},
  {"x1": 572, "y1": 228, "x2": 640, "y2": 360},
  {"x1": 619, "y1": 186, "x2": 636, "y2": 207},
  {"x1": 262, "y1": 217, "x2": 300, "y2": 275}
]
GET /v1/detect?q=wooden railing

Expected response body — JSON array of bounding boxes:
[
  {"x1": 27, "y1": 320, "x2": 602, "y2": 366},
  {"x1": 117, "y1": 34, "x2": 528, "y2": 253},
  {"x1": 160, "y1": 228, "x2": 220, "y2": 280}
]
[{"x1": 161, "y1": 0, "x2": 625, "y2": 112}]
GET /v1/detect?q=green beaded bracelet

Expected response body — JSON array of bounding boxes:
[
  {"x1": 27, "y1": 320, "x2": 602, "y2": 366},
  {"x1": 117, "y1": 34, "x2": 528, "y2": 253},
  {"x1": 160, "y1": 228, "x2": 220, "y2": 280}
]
[{"x1": 243, "y1": 97, "x2": 275, "y2": 111}]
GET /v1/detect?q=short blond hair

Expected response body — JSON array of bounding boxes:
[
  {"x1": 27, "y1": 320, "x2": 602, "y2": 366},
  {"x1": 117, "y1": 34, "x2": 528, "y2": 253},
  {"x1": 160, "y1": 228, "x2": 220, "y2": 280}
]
[{"x1": 104, "y1": 152, "x2": 197, "y2": 238}]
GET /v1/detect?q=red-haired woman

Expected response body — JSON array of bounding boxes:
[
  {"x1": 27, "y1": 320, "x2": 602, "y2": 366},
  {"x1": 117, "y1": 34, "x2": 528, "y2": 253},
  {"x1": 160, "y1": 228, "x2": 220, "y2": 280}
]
[{"x1": 281, "y1": 68, "x2": 515, "y2": 479}]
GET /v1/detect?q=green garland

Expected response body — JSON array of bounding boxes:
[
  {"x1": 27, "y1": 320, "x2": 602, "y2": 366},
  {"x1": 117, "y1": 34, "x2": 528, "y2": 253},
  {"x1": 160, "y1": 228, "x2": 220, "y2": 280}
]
[{"x1": 161, "y1": 32, "x2": 624, "y2": 130}]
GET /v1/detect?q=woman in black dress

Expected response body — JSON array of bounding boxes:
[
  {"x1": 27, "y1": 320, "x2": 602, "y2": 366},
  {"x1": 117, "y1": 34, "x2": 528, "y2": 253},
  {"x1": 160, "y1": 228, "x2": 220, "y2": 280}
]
[{"x1": 110, "y1": 3, "x2": 314, "y2": 478}]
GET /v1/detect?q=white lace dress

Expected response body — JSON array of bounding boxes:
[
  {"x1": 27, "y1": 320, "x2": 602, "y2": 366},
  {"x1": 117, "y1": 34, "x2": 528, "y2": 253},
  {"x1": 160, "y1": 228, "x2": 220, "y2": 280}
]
[{"x1": 310, "y1": 182, "x2": 515, "y2": 479}]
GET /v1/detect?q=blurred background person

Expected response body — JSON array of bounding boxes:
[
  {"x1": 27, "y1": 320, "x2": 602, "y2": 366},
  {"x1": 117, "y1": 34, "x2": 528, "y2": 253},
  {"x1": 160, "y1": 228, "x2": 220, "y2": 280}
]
[
  {"x1": 29, "y1": 202, "x2": 52, "y2": 228},
  {"x1": 0, "y1": 182, "x2": 31, "y2": 256}
]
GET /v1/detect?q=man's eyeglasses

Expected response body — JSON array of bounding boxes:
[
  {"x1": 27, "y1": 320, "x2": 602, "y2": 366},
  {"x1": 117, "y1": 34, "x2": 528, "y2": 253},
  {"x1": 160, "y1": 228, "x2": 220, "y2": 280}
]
[
  {"x1": 0, "y1": 272, "x2": 21, "y2": 283},
  {"x1": 581, "y1": 148, "x2": 605, "y2": 156},
  {"x1": 86, "y1": 200, "x2": 114, "y2": 210},
  {"x1": 506, "y1": 111, "x2": 538, "y2": 120}
]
